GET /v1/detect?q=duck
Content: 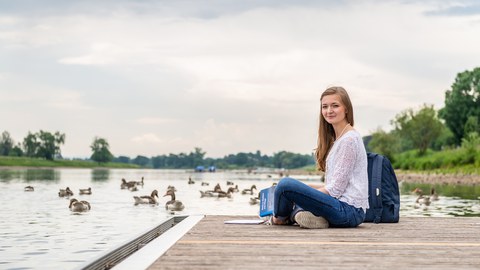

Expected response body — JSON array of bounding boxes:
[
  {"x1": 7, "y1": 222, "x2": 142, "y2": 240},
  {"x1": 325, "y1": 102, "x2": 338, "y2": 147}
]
[
  {"x1": 164, "y1": 189, "x2": 185, "y2": 211},
  {"x1": 121, "y1": 178, "x2": 137, "y2": 190},
  {"x1": 59, "y1": 187, "x2": 74, "y2": 197},
  {"x1": 79, "y1": 187, "x2": 92, "y2": 195},
  {"x1": 241, "y1": 185, "x2": 257, "y2": 195},
  {"x1": 201, "y1": 182, "x2": 209, "y2": 186},
  {"x1": 226, "y1": 181, "x2": 235, "y2": 186},
  {"x1": 188, "y1": 177, "x2": 195, "y2": 184},
  {"x1": 430, "y1": 187, "x2": 439, "y2": 201},
  {"x1": 167, "y1": 185, "x2": 177, "y2": 192},
  {"x1": 24, "y1": 186, "x2": 34, "y2": 192},
  {"x1": 133, "y1": 190, "x2": 159, "y2": 205},
  {"x1": 69, "y1": 198, "x2": 91, "y2": 212}
]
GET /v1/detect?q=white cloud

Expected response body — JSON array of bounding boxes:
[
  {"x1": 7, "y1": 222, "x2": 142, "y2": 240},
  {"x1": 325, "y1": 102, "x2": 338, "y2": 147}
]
[
  {"x1": 1, "y1": 1, "x2": 480, "y2": 158},
  {"x1": 131, "y1": 133, "x2": 163, "y2": 144}
]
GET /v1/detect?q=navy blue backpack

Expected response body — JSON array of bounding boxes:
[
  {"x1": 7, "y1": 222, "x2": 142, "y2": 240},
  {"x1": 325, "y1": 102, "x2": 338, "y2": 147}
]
[{"x1": 364, "y1": 152, "x2": 400, "y2": 223}]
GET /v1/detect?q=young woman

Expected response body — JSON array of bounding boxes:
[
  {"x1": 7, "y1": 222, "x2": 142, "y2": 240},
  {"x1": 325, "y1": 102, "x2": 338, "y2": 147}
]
[{"x1": 271, "y1": 86, "x2": 369, "y2": 228}]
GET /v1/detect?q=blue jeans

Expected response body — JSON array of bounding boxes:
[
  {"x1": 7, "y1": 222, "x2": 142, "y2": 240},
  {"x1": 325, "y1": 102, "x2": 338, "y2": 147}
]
[{"x1": 274, "y1": 177, "x2": 365, "y2": 228}]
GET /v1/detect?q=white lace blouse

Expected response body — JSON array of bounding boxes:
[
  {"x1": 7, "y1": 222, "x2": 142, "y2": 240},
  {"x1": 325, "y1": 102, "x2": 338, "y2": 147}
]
[{"x1": 324, "y1": 130, "x2": 369, "y2": 210}]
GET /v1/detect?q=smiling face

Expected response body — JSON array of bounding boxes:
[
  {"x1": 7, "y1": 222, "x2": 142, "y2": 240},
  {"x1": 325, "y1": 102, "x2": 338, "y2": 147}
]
[{"x1": 321, "y1": 94, "x2": 348, "y2": 126}]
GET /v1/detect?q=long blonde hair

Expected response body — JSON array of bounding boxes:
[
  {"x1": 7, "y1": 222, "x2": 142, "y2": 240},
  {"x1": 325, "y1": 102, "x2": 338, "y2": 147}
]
[{"x1": 315, "y1": 86, "x2": 355, "y2": 171}]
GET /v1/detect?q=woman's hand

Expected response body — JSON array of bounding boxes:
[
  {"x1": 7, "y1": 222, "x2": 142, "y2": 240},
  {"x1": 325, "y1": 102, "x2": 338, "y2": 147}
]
[{"x1": 308, "y1": 183, "x2": 330, "y2": 195}]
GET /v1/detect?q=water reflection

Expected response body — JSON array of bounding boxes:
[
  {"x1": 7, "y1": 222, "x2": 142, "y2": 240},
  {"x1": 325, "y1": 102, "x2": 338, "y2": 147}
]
[
  {"x1": 0, "y1": 168, "x2": 478, "y2": 270},
  {"x1": 400, "y1": 182, "x2": 480, "y2": 217},
  {"x1": 25, "y1": 169, "x2": 59, "y2": 182},
  {"x1": 0, "y1": 168, "x2": 60, "y2": 182},
  {"x1": 401, "y1": 182, "x2": 480, "y2": 200},
  {"x1": 91, "y1": 169, "x2": 110, "y2": 182}
]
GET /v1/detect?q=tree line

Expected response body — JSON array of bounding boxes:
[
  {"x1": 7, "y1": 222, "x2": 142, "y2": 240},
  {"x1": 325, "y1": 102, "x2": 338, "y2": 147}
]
[
  {"x1": 0, "y1": 131, "x2": 314, "y2": 169},
  {"x1": 113, "y1": 147, "x2": 315, "y2": 169},
  {"x1": 367, "y1": 66, "x2": 480, "y2": 164},
  {"x1": 1, "y1": 67, "x2": 479, "y2": 170}
]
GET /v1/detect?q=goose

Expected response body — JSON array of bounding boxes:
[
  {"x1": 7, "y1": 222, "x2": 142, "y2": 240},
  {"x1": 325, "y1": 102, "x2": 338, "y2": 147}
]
[
  {"x1": 164, "y1": 189, "x2": 185, "y2": 211},
  {"x1": 24, "y1": 186, "x2": 34, "y2": 192},
  {"x1": 133, "y1": 190, "x2": 159, "y2": 205},
  {"x1": 200, "y1": 190, "x2": 215, "y2": 198},
  {"x1": 241, "y1": 185, "x2": 257, "y2": 195},
  {"x1": 217, "y1": 187, "x2": 235, "y2": 198},
  {"x1": 188, "y1": 177, "x2": 195, "y2": 184},
  {"x1": 121, "y1": 178, "x2": 137, "y2": 190},
  {"x1": 136, "y1": 177, "x2": 144, "y2": 187},
  {"x1": 213, "y1": 183, "x2": 222, "y2": 192},
  {"x1": 250, "y1": 194, "x2": 260, "y2": 205},
  {"x1": 59, "y1": 187, "x2": 74, "y2": 197},
  {"x1": 415, "y1": 194, "x2": 431, "y2": 206},
  {"x1": 167, "y1": 185, "x2": 177, "y2": 192},
  {"x1": 411, "y1": 187, "x2": 423, "y2": 196},
  {"x1": 69, "y1": 198, "x2": 91, "y2": 212},
  {"x1": 79, "y1": 187, "x2": 92, "y2": 195},
  {"x1": 430, "y1": 187, "x2": 439, "y2": 201}
]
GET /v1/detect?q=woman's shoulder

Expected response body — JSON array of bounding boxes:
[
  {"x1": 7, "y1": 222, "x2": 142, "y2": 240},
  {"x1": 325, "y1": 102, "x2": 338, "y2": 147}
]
[
  {"x1": 335, "y1": 130, "x2": 364, "y2": 149},
  {"x1": 338, "y1": 129, "x2": 362, "y2": 143}
]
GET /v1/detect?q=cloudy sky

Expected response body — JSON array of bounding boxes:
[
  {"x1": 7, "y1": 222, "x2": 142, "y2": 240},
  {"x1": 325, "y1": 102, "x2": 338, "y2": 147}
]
[{"x1": 1, "y1": 0, "x2": 479, "y2": 159}]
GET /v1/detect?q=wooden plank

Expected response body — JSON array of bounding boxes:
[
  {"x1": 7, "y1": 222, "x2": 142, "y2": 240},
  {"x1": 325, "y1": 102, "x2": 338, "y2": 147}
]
[{"x1": 147, "y1": 216, "x2": 480, "y2": 270}]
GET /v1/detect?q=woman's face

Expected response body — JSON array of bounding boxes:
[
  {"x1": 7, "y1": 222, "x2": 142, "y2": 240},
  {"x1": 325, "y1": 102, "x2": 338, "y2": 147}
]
[{"x1": 321, "y1": 94, "x2": 347, "y2": 125}]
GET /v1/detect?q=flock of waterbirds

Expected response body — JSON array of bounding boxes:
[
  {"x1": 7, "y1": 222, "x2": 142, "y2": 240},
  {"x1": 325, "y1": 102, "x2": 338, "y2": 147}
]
[{"x1": 23, "y1": 175, "x2": 275, "y2": 214}]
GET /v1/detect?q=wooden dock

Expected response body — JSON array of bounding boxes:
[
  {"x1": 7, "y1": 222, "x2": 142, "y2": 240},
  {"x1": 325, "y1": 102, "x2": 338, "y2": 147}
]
[
  {"x1": 144, "y1": 215, "x2": 480, "y2": 270},
  {"x1": 104, "y1": 215, "x2": 480, "y2": 269}
]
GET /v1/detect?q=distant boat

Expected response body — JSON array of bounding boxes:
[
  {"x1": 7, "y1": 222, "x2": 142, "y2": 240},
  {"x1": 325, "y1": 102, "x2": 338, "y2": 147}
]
[
  {"x1": 208, "y1": 166, "x2": 216, "y2": 172},
  {"x1": 195, "y1": 166, "x2": 205, "y2": 172}
]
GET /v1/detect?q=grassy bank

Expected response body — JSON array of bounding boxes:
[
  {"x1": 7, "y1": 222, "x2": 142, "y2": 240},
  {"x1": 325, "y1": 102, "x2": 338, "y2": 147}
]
[
  {"x1": 0, "y1": 156, "x2": 139, "y2": 169},
  {"x1": 393, "y1": 148, "x2": 480, "y2": 175}
]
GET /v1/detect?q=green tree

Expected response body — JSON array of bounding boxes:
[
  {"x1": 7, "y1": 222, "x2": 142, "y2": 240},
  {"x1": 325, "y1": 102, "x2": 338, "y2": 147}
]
[
  {"x1": 0, "y1": 131, "x2": 14, "y2": 156},
  {"x1": 272, "y1": 151, "x2": 314, "y2": 169},
  {"x1": 10, "y1": 143, "x2": 24, "y2": 157},
  {"x1": 23, "y1": 132, "x2": 39, "y2": 157},
  {"x1": 464, "y1": 116, "x2": 480, "y2": 135},
  {"x1": 431, "y1": 125, "x2": 455, "y2": 151},
  {"x1": 37, "y1": 131, "x2": 66, "y2": 160},
  {"x1": 90, "y1": 137, "x2": 113, "y2": 163},
  {"x1": 22, "y1": 130, "x2": 65, "y2": 160},
  {"x1": 190, "y1": 147, "x2": 206, "y2": 167},
  {"x1": 439, "y1": 67, "x2": 480, "y2": 145},
  {"x1": 132, "y1": 155, "x2": 150, "y2": 167},
  {"x1": 392, "y1": 104, "x2": 444, "y2": 155},
  {"x1": 367, "y1": 128, "x2": 399, "y2": 162}
]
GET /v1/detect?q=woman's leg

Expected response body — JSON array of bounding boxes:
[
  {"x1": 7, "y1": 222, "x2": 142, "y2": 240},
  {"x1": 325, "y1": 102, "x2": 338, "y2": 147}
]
[{"x1": 274, "y1": 177, "x2": 364, "y2": 227}]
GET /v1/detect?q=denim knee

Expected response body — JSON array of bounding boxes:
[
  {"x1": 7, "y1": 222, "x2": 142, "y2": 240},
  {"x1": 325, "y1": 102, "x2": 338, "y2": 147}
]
[{"x1": 275, "y1": 177, "x2": 297, "y2": 194}]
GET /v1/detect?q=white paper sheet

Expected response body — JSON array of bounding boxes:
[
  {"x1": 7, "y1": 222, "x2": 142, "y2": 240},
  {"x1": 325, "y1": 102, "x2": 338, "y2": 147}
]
[{"x1": 224, "y1": 219, "x2": 266, "y2": 224}]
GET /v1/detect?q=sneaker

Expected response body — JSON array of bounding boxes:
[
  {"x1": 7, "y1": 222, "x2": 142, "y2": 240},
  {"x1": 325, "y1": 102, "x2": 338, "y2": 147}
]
[{"x1": 294, "y1": 211, "x2": 329, "y2": 229}]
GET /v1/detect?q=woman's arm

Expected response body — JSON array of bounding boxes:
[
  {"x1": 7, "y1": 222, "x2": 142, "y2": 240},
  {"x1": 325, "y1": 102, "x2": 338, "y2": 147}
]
[{"x1": 325, "y1": 137, "x2": 357, "y2": 198}]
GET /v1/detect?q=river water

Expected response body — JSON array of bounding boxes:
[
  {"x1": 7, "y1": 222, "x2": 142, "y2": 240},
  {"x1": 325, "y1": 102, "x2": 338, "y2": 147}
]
[{"x1": 0, "y1": 168, "x2": 479, "y2": 270}]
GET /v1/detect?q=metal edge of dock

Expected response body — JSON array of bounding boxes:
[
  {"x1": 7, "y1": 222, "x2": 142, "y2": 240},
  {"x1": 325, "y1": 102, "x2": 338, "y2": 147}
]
[{"x1": 76, "y1": 215, "x2": 204, "y2": 270}]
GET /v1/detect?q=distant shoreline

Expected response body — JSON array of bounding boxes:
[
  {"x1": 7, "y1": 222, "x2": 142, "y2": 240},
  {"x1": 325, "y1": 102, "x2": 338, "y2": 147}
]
[
  {"x1": 395, "y1": 171, "x2": 480, "y2": 186},
  {"x1": 286, "y1": 169, "x2": 480, "y2": 186},
  {"x1": 1, "y1": 163, "x2": 478, "y2": 186}
]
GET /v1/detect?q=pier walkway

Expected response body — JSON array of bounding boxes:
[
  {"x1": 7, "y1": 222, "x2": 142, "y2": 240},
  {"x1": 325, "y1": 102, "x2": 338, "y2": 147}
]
[{"x1": 111, "y1": 215, "x2": 480, "y2": 270}]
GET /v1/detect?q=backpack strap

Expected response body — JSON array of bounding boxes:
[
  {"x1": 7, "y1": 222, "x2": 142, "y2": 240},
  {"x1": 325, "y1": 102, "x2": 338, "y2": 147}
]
[{"x1": 371, "y1": 155, "x2": 384, "y2": 223}]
